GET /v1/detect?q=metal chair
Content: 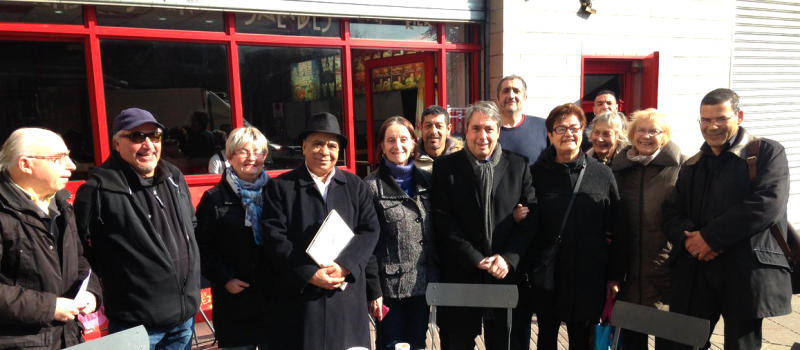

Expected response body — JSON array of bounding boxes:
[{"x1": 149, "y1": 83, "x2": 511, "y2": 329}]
[
  {"x1": 65, "y1": 325, "x2": 148, "y2": 350},
  {"x1": 425, "y1": 283, "x2": 518, "y2": 350},
  {"x1": 610, "y1": 301, "x2": 710, "y2": 350}
]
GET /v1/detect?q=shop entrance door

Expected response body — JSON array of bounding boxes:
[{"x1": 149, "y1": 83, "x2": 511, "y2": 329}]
[
  {"x1": 580, "y1": 52, "x2": 659, "y2": 121},
  {"x1": 356, "y1": 53, "x2": 435, "y2": 176}
]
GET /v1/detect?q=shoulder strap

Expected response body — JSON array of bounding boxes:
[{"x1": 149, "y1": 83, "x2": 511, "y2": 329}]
[
  {"x1": 556, "y1": 159, "x2": 586, "y2": 243},
  {"x1": 745, "y1": 139, "x2": 761, "y2": 182}
]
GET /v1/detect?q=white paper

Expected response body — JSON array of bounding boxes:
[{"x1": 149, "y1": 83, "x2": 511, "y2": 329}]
[
  {"x1": 306, "y1": 210, "x2": 354, "y2": 266},
  {"x1": 75, "y1": 269, "x2": 92, "y2": 306}
]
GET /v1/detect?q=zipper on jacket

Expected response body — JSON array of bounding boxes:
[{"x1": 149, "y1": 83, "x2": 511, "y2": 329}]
[{"x1": 637, "y1": 165, "x2": 645, "y2": 305}]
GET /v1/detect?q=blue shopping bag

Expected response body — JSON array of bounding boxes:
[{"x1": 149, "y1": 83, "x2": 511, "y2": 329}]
[{"x1": 594, "y1": 297, "x2": 623, "y2": 350}]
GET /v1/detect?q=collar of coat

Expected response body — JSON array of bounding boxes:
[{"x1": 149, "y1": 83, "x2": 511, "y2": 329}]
[
  {"x1": 0, "y1": 171, "x2": 69, "y2": 220},
  {"x1": 296, "y1": 164, "x2": 348, "y2": 188},
  {"x1": 375, "y1": 162, "x2": 431, "y2": 199},
  {"x1": 685, "y1": 126, "x2": 754, "y2": 166},
  {"x1": 612, "y1": 140, "x2": 683, "y2": 172},
  {"x1": 88, "y1": 151, "x2": 183, "y2": 194},
  {"x1": 416, "y1": 136, "x2": 463, "y2": 161}
]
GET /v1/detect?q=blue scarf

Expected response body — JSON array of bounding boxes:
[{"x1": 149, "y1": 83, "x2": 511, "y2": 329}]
[
  {"x1": 226, "y1": 169, "x2": 269, "y2": 245},
  {"x1": 384, "y1": 158, "x2": 414, "y2": 195}
]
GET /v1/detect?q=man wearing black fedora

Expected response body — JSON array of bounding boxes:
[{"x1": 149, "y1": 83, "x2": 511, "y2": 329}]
[{"x1": 262, "y1": 112, "x2": 380, "y2": 350}]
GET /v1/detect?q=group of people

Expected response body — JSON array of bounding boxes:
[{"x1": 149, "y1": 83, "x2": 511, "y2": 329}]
[{"x1": 0, "y1": 74, "x2": 792, "y2": 350}]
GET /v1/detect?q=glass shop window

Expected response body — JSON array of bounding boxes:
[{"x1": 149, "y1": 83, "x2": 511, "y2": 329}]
[
  {"x1": 96, "y1": 6, "x2": 224, "y2": 32},
  {"x1": 0, "y1": 1, "x2": 82, "y2": 24},
  {"x1": 234, "y1": 13, "x2": 340, "y2": 37},
  {"x1": 445, "y1": 23, "x2": 473, "y2": 43},
  {"x1": 349, "y1": 19, "x2": 437, "y2": 42},
  {"x1": 100, "y1": 40, "x2": 231, "y2": 175},
  {"x1": 0, "y1": 40, "x2": 94, "y2": 180},
  {"x1": 446, "y1": 52, "x2": 472, "y2": 140},
  {"x1": 238, "y1": 46, "x2": 345, "y2": 171}
]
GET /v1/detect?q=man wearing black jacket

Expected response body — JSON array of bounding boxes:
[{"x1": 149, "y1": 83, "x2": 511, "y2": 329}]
[
  {"x1": 662, "y1": 89, "x2": 792, "y2": 349},
  {"x1": 74, "y1": 108, "x2": 200, "y2": 350}
]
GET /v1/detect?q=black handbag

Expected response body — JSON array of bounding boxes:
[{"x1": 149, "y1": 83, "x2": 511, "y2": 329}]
[
  {"x1": 746, "y1": 140, "x2": 800, "y2": 294},
  {"x1": 531, "y1": 160, "x2": 586, "y2": 291}
]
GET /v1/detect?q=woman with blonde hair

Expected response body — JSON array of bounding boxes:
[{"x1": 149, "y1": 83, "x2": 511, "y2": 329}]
[{"x1": 612, "y1": 108, "x2": 686, "y2": 350}]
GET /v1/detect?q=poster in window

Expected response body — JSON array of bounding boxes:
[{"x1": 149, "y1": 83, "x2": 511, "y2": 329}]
[
  {"x1": 291, "y1": 59, "x2": 320, "y2": 102},
  {"x1": 319, "y1": 55, "x2": 342, "y2": 99},
  {"x1": 372, "y1": 67, "x2": 391, "y2": 93}
]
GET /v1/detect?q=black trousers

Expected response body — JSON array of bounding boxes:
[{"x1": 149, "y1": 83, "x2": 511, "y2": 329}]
[
  {"x1": 439, "y1": 308, "x2": 510, "y2": 350},
  {"x1": 534, "y1": 310, "x2": 592, "y2": 350},
  {"x1": 672, "y1": 263, "x2": 763, "y2": 350}
]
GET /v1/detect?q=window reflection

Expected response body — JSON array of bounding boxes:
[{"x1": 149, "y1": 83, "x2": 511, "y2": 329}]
[
  {"x1": 350, "y1": 19, "x2": 437, "y2": 42},
  {"x1": 446, "y1": 52, "x2": 471, "y2": 140},
  {"x1": 445, "y1": 23, "x2": 472, "y2": 43},
  {"x1": 0, "y1": 40, "x2": 94, "y2": 179},
  {"x1": 0, "y1": 1, "x2": 82, "y2": 24},
  {"x1": 100, "y1": 40, "x2": 230, "y2": 175},
  {"x1": 239, "y1": 46, "x2": 344, "y2": 170},
  {"x1": 96, "y1": 6, "x2": 224, "y2": 32}
]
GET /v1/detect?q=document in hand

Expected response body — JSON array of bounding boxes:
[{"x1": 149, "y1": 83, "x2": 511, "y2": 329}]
[{"x1": 306, "y1": 209, "x2": 355, "y2": 266}]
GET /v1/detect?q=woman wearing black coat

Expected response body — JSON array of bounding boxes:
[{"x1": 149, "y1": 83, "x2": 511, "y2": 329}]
[
  {"x1": 529, "y1": 103, "x2": 628, "y2": 350},
  {"x1": 195, "y1": 127, "x2": 271, "y2": 349}
]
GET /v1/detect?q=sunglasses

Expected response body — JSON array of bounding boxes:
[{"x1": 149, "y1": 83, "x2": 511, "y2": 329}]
[{"x1": 120, "y1": 131, "x2": 163, "y2": 143}]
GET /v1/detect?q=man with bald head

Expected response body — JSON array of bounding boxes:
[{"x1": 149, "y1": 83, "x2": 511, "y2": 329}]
[{"x1": 0, "y1": 128, "x2": 100, "y2": 349}]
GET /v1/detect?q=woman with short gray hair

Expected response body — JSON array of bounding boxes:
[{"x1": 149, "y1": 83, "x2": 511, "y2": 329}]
[
  {"x1": 195, "y1": 126, "x2": 271, "y2": 349},
  {"x1": 587, "y1": 111, "x2": 628, "y2": 166}
]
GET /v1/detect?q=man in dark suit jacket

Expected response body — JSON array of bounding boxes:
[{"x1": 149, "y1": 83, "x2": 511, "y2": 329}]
[
  {"x1": 432, "y1": 100, "x2": 538, "y2": 350},
  {"x1": 662, "y1": 88, "x2": 792, "y2": 350}
]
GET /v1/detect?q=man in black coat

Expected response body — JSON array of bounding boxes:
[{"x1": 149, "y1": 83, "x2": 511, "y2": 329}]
[
  {"x1": 0, "y1": 128, "x2": 101, "y2": 349},
  {"x1": 261, "y1": 112, "x2": 379, "y2": 350},
  {"x1": 432, "y1": 101, "x2": 537, "y2": 350},
  {"x1": 662, "y1": 88, "x2": 792, "y2": 350}
]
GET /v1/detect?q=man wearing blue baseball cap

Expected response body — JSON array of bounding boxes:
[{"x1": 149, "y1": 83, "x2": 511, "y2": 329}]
[{"x1": 74, "y1": 108, "x2": 201, "y2": 350}]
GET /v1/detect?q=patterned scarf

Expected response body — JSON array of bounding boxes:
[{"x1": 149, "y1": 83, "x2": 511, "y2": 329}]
[
  {"x1": 226, "y1": 169, "x2": 269, "y2": 245},
  {"x1": 464, "y1": 143, "x2": 503, "y2": 256}
]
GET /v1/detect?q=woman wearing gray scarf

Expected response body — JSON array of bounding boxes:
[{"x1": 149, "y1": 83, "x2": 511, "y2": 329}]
[
  {"x1": 195, "y1": 127, "x2": 271, "y2": 349},
  {"x1": 612, "y1": 109, "x2": 686, "y2": 350}
]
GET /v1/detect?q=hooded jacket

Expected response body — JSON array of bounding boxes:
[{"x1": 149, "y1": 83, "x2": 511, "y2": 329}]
[{"x1": 73, "y1": 152, "x2": 200, "y2": 329}]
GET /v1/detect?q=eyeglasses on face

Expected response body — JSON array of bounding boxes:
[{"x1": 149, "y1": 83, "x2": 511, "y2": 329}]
[
  {"x1": 697, "y1": 115, "x2": 734, "y2": 126},
  {"x1": 233, "y1": 149, "x2": 266, "y2": 158},
  {"x1": 553, "y1": 125, "x2": 583, "y2": 135},
  {"x1": 119, "y1": 131, "x2": 163, "y2": 143},
  {"x1": 634, "y1": 128, "x2": 663, "y2": 137},
  {"x1": 24, "y1": 152, "x2": 72, "y2": 166},
  {"x1": 592, "y1": 130, "x2": 614, "y2": 139}
]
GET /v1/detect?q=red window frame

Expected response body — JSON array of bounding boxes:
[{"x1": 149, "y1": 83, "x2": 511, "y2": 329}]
[{"x1": 0, "y1": 7, "x2": 481, "y2": 201}]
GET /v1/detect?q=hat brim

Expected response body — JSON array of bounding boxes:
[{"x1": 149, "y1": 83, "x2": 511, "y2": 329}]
[
  {"x1": 298, "y1": 130, "x2": 348, "y2": 147},
  {"x1": 122, "y1": 120, "x2": 166, "y2": 133}
]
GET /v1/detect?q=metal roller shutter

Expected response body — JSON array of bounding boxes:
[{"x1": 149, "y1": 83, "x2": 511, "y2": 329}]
[{"x1": 732, "y1": 0, "x2": 800, "y2": 226}]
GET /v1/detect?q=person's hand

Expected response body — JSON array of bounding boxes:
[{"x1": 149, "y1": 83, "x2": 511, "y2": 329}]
[
  {"x1": 54, "y1": 297, "x2": 80, "y2": 322},
  {"x1": 369, "y1": 296, "x2": 384, "y2": 320},
  {"x1": 684, "y1": 231, "x2": 719, "y2": 261},
  {"x1": 606, "y1": 280, "x2": 620, "y2": 299},
  {"x1": 75, "y1": 292, "x2": 97, "y2": 315},
  {"x1": 477, "y1": 256, "x2": 496, "y2": 270},
  {"x1": 487, "y1": 254, "x2": 509, "y2": 280},
  {"x1": 512, "y1": 204, "x2": 529, "y2": 223},
  {"x1": 309, "y1": 264, "x2": 345, "y2": 290},
  {"x1": 329, "y1": 263, "x2": 350, "y2": 279},
  {"x1": 225, "y1": 278, "x2": 250, "y2": 294}
]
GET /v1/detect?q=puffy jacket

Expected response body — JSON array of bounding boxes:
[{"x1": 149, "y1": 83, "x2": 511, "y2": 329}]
[
  {"x1": 73, "y1": 153, "x2": 200, "y2": 328},
  {"x1": 613, "y1": 141, "x2": 686, "y2": 309},
  {"x1": 0, "y1": 173, "x2": 101, "y2": 349}
]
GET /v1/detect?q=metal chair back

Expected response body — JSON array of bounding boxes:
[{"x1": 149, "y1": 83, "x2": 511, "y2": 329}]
[
  {"x1": 65, "y1": 325, "x2": 149, "y2": 350},
  {"x1": 610, "y1": 301, "x2": 710, "y2": 350}
]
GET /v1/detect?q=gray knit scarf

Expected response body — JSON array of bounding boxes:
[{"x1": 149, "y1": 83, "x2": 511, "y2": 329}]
[
  {"x1": 464, "y1": 143, "x2": 503, "y2": 256},
  {"x1": 626, "y1": 146, "x2": 661, "y2": 166}
]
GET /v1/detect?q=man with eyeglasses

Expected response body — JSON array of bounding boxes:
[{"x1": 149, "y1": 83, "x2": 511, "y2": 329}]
[
  {"x1": 662, "y1": 88, "x2": 791, "y2": 350},
  {"x1": 0, "y1": 128, "x2": 101, "y2": 349},
  {"x1": 261, "y1": 112, "x2": 379, "y2": 350},
  {"x1": 74, "y1": 108, "x2": 201, "y2": 350}
]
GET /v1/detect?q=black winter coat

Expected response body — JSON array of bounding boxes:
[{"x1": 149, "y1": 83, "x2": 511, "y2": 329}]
[
  {"x1": 529, "y1": 147, "x2": 628, "y2": 322},
  {"x1": 73, "y1": 153, "x2": 200, "y2": 329},
  {"x1": 195, "y1": 170, "x2": 270, "y2": 347},
  {"x1": 261, "y1": 166, "x2": 379, "y2": 350},
  {"x1": 662, "y1": 127, "x2": 792, "y2": 319},
  {"x1": 0, "y1": 173, "x2": 101, "y2": 350},
  {"x1": 432, "y1": 149, "x2": 537, "y2": 325}
]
